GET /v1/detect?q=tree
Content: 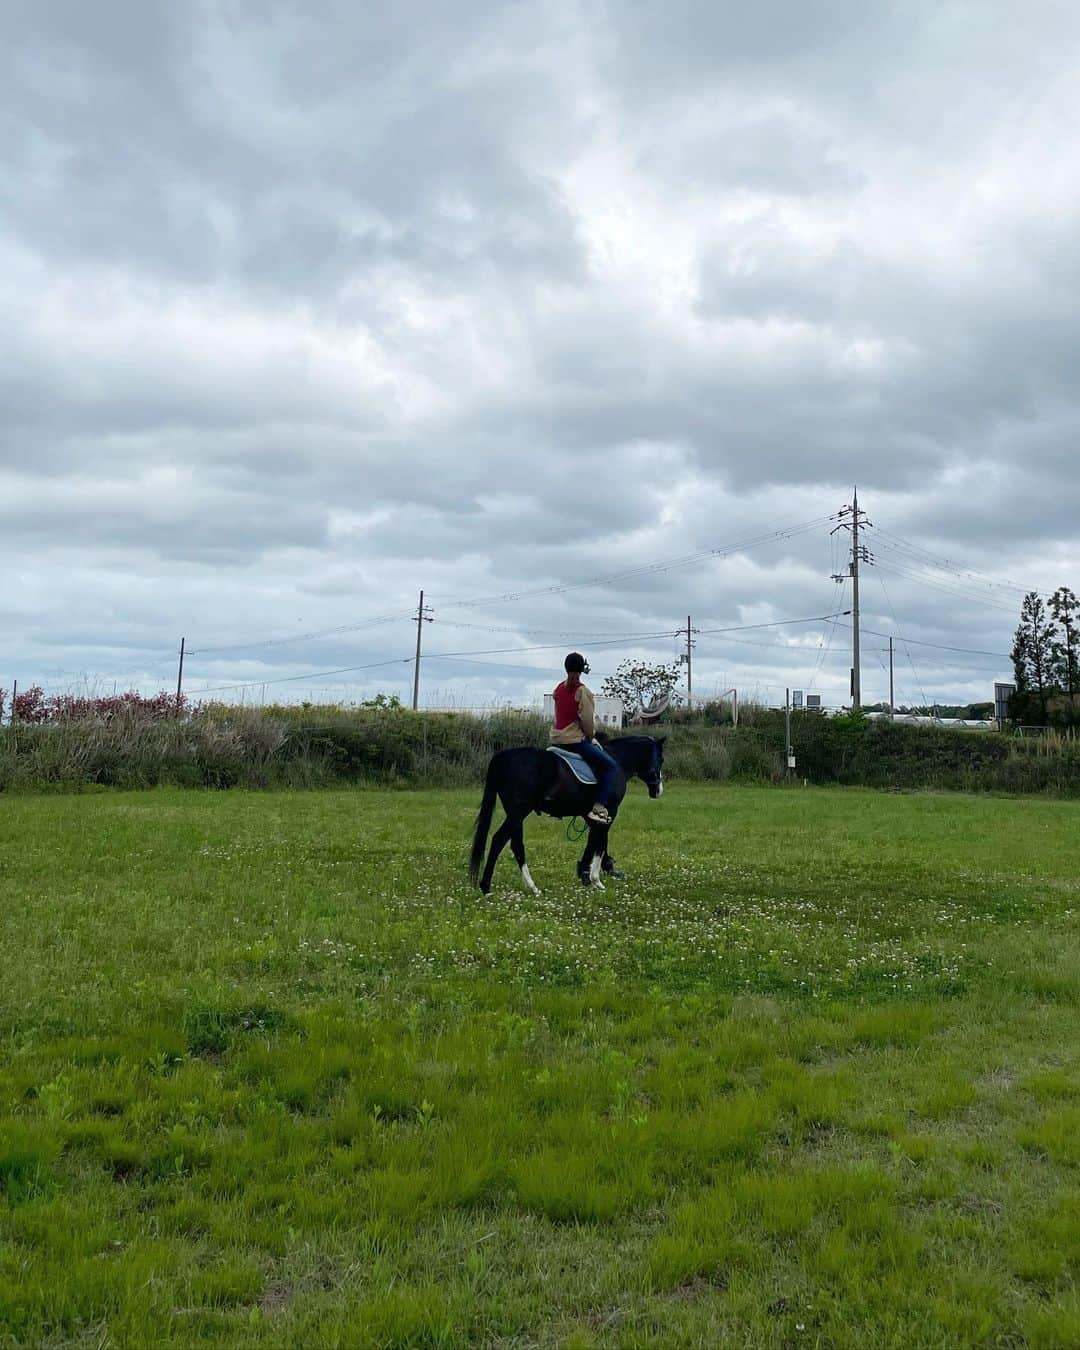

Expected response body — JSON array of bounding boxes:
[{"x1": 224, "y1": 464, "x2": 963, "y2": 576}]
[
  {"x1": 1011, "y1": 591, "x2": 1056, "y2": 724},
  {"x1": 360, "y1": 692, "x2": 402, "y2": 710},
  {"x1": 600, "y1": 660, "x2": 682, "y2": 716},
  {"x1": 1049, "y1": 586, "x2": 1079, "y2": 713}
]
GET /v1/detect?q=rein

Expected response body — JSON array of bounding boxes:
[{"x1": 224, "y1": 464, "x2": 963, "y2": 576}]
[{"x1": 563, "y1": 739, "x2": 655, "y2": 844}]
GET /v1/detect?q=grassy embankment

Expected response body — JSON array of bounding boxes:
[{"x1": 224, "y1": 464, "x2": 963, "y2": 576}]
[
  {"x1": 2, "y1": 705, "x2": 1079, "y2": 794},
  {"x1": 1, "y1": 784, "x2": 1079, "y2": 1346}
]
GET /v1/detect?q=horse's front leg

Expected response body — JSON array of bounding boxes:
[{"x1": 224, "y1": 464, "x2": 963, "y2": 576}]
[
  {"x1": 581, "y1": 825, "x2": 609, "y2": 889},
  {"x1": 601, "y1": 852, "x2": 625, "y2": 879}
]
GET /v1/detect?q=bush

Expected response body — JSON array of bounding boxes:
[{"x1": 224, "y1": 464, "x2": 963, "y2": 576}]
[{"x1": 0, "y1": 704, "x2": 1078, "y2": 796}]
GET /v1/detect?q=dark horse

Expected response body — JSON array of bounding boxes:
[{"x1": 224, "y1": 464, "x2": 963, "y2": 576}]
[{"x1": 469, "y1": 736, "x2": 664, "y2": 894}]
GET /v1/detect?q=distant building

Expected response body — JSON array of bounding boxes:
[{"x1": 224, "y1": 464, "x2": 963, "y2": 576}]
[{"x1": 543, "y1": 693, "x2": 624, "y2": 729}]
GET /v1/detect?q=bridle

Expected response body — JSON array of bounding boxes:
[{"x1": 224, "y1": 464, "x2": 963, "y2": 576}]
[{"x1": 643, "y1": 743, "x2": 664, "y2": 796}]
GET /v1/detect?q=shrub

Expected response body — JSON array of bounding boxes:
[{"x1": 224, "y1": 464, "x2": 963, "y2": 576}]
[{"x1": 0, "y1": 704, "x2": 1078, "y2": 796}]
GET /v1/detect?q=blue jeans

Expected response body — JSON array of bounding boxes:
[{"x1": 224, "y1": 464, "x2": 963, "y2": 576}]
[{"x1": 566, "y1": 739, "x2": 618, "y2": 809}]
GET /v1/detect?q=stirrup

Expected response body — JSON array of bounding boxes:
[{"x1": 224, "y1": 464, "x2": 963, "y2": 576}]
[{"x1": 586, "y1": 804, "x2": 611, "y2": 825}]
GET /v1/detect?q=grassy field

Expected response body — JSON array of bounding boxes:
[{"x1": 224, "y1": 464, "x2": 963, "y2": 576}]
[{"x1": 1, "y1": 783, "x2": 1079, "y2": 1348}]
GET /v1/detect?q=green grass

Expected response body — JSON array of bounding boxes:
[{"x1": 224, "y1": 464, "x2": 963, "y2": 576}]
[{"x1": 1, "y1": 783, "x2": 1079, "y2": 1347}]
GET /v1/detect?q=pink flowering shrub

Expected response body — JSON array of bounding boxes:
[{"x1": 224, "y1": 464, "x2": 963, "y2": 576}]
[{"x1": 9, "y1": 688, "x2": 189, "y2": 724}]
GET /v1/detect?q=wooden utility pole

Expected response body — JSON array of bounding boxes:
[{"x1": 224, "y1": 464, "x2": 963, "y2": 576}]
[
  {"x1": 685, "y1": 615, "x2": 694, "y2": 707},
  {"x1": 175, "y1": 638, "x2": 186, "y2": 713},
  {"x1": 411, "y1": 591, "x2": 433, "y2": 710}
]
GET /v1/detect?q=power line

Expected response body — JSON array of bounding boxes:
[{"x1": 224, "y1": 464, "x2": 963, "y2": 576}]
[
  {"x1": 189, "y1": 656, "x2": 413, "y2": 696},
  {"x1": 870, "y1": 553, "x2": 1020, "y2": 614},
  {"x1": 807, "y1": 606, "x2": 843, "y2": 693},
  {"x1": 433, "y1": 515, "x2": 837, "y2": 610},
  {"x1": 188, "y1": 611, "x2": 411, "y2": 657},
  {"x1": 832, "y1": 620, "x2": 1009, "y2": 660},
  {"x1": 431, "y1": 620, "x2": 679, "y2": 638},
  {"x1": 421, "y1": 654, "x2": 562, "y2": 675},
  {"x1": 182, "y1": 616, "x2": 851, "y2": 699},
  {"x1": 872, "y1": 528, "x2": 1031, "y2": 595},
  {"x1": 805, "y1": 534, "x2": 846, "y2": 694},
  {"x1": 696, "y1": 612, "x2": 846, "y2": 636},
  {"x1": 873, "y1": 573, "x2": 930, "y2": 709},
  {"x1": 180, "y1": 514, "x2": 837, "y2": 657},
  {"x1": 186, "y1": 630, "x2": 678, "y2": 696}
]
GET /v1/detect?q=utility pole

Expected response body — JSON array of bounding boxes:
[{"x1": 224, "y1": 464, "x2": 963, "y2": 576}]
[
  {"x1": 686, "y1": 615, "x2": 693, "y2": 706},
  {"x1": 10, "y1": 679, "x2": 16, "y2": 726},
  {"x1": 680, "y1": 615, "x2": 697, "y2": 708},
  {"x1": 889, "y1": 637, "x2": 894, "y2": 719},
  {"x1": 175, "y1": 638, "x2": 186, "y2": 714},
  {"x1": 831, "y1": 487, "x2": 872, "y2": 709},
  {"x1": 411, "y1": 590, "x2": 433, "y2": 711},
  {"x1": 785, "y1": 687, "x2": 793, "y2": 775}
]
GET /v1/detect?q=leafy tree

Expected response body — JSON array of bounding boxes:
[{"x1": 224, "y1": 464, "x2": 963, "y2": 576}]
[
  {"x1": 360, "y1": 692, "x2": 402, "y2": 710},
  {"x1": 1011, "y1": 591, "x2": 1056, "y2": 724},
  {"x1": 1049, "y1": 586, "x2": 1079, "y2": 709},
  {"x1": 600, "y1": 660, "x2": 682, "y2": 716}
]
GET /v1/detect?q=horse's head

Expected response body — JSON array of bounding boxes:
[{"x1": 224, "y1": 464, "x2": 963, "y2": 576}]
[
  {"x1": 608, "y1": 734, "x2": 665, "y2": 798},
  {"x1": 642, "y1": 736, "x2": 665, "y2": 798}
]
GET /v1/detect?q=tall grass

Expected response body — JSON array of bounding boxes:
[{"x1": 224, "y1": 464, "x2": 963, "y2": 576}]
[
  {"x1": 2, "y1": 704, "x2": 1079, "y2": 795},
  {"x1": 0, "y1": 706, "x2": 550, "y2": 792}
]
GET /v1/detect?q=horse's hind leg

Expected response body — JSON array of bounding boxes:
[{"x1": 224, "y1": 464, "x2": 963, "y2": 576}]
[
  {"x1": 509, "y1": 818, "x2": 540, "y2": 895},
  {"x1": 479, "y1": 819, "x2": 513, "y2": 895}
]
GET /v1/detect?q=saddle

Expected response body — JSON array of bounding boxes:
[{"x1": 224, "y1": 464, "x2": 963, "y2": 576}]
[{"x1": 545, "y1": 745, "x2": 597, "y2": 784}]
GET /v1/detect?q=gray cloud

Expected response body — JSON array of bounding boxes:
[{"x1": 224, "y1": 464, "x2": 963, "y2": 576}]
[{"x1": 2, "y1": 0, "x2": 1079, "y2": 709}]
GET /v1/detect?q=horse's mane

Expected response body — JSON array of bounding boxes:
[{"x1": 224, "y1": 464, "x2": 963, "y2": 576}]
[{"x1": 604, "y1": 733, "x2": 664, "y2": 757}]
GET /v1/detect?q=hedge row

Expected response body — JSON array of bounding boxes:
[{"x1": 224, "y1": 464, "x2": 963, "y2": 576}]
[{"x1": 1, "y1": 706, "x2": 1078, "y2": 796}]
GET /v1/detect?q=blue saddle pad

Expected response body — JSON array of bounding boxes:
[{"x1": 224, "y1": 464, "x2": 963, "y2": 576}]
[{"x1": 547, "y1": 745, "x2": 597, "y2": 784}]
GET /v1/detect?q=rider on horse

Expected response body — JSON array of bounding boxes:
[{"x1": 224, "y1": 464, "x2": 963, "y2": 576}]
[{"x1": 549, "y1": 652, "x2": 618, "y2": 826}]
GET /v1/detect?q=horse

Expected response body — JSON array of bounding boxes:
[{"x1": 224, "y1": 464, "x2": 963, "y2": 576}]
[{"x1": 469, "y1": 735, "x2": 665, "y2": 894}]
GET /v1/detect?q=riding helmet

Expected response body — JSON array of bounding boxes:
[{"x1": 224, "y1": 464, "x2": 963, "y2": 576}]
[{"x1": 564, "y1": 652, "x2": 590, "y2": 674}]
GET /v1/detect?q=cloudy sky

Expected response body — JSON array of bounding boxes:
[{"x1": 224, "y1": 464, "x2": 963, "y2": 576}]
[{"x1": 5, "y1": 0, "x2": 1079, "y2": 711}]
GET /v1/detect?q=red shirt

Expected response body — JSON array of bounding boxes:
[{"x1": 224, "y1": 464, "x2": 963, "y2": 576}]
[{"x1": 553, "y1": 678, "x2": 582, "y2": 732}]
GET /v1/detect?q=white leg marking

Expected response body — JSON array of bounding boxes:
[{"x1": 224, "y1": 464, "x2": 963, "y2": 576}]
[
  {"x1": 657, "y1": 775, "x2": 664, "y2": 796},
  {"x1": 588, "y1": 854, "x2": 604, "y2": 889},
  {"x1": 521, "y1": 863, "x2": 541, "y2": 896}
]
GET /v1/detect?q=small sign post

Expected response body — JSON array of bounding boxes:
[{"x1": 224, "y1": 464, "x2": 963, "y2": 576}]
[{"x1": 994, "y1": 682, "x2": 1015, "y2": 731}]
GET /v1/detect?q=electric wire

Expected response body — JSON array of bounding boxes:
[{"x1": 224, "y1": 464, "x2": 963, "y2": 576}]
[
  {"x1": 180, "y1": 514, "x2": 836, "y2": 657},
  {"x1": 874, "y1": 573, "x2": 931, "y2": 709},
  {"x1": 432, "y1": 515, "x2": 837, "y2": 610},
  {"x1": 873, "y1": 528, "x2": 1031, "y2": 595},
  {"x1": 870, "y1": 559, "x2": 1020, "y2": 615},
  {"x1": 188, "y1": 611, "x2": 412, "y2": 657}
]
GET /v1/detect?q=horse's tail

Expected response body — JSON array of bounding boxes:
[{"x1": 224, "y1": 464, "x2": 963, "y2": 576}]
[{"x1": 469, "y1": 756, "x2": 500, "y2": 885}]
